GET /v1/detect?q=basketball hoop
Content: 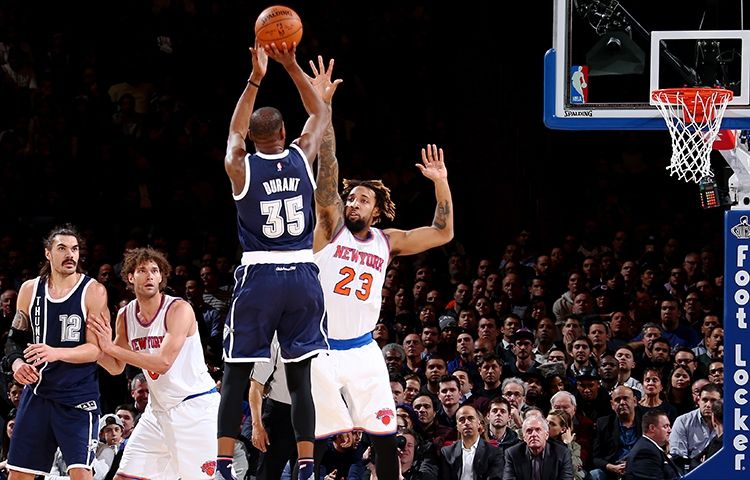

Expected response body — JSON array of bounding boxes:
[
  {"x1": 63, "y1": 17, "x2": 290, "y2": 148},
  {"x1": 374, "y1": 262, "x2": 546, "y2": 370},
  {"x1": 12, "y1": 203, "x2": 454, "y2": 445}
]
[{"x1": 651, "y1": 87, "x2": 734, "y2": 183}]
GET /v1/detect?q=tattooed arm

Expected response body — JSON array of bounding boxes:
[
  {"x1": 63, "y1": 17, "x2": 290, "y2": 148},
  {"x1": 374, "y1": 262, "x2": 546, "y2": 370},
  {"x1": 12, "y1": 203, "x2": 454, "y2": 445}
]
[
  {"x1": 386, "y1": 144, "x2": 454, "y2": 257},
  {"x1": 4, "y1": 280, "x2": 39, "y2": 384},
  {"x1": 313, "y1": 121, "x2": 344, "y2": 252},
  {"x1": 309, "y1": 56, "x2": 344, "y2": 253}
]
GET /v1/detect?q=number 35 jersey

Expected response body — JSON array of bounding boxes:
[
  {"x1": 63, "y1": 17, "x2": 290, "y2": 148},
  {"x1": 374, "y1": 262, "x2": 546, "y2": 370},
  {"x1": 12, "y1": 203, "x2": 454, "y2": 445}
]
[
  {"x1": 315, "y1": 227, "x2": 390, "y2": 340},
  {"x1": 234, "y1": 143, "x2": 316, "y2": 252}
]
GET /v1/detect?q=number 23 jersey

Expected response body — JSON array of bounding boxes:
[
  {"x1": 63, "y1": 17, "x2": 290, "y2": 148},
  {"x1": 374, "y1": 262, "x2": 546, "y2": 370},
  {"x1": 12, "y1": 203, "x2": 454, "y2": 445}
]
[{"x1": 315, "y1": 227, "x2": 390, "y2": 340}]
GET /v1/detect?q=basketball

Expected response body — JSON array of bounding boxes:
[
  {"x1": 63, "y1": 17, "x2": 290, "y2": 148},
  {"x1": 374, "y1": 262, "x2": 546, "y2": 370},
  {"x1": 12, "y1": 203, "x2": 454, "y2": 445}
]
[{"x1": 255, "y1": 5, "x2": 303, "y2": 49}]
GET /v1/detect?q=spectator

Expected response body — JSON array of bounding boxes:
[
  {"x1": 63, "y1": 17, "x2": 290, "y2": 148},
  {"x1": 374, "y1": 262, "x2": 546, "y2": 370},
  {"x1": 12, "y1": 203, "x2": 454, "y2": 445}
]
[
  {"x1": 0, "y1": 408, "x2": 15, "y2": 479},
  {"x1": 413, "y1": 394, "x2": 455, "y2": 449},
  {"x1": 546, "y1": 409, "x2": 584, "y2": 480},
  {"x1": 485, "y1": 397, "x2": 520, "y2": 447},
  {"x1": 669, "y1": 383, "x2": 722, "y2": 470},
  {"x1": 115, "y1": 404, "x2": 137, "y2": 440},
  {"x1": 623, "y1": 410, "x2": 680, "y2": 480},
  {"x1": 503, "y1": 416, "x2": 573, "y2": 480},
  {"x1": 440, "y1": 404, "x2": 503, "y2": 479},
  {"x1": 696, "y1": 398, "x2": 723, "y2": 463},
  {"x1": 129, "y1": 373, "x2": 149, "y2": 414},
  {"x1": 639, "y1": 367, "x2": 678, "y2": 422},
  {"x1": 591, "y1": 386, "x2": 641, "y2": 480},
  {"x1": 615, "y1": 346, "x2": 644, "y2": 396},
  {"x1": 383, "y1": 343, "x2": 407, "y2": 376},
  {"x1": 550, "y1": 391, "x2": 594, "y2": 468}
]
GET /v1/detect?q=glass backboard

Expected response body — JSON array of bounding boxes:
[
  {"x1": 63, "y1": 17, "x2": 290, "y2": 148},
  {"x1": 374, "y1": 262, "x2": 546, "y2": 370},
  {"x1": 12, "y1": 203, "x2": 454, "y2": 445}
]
[{"x1": 545, "y1": 0, "x2": 750, "y2": 129}]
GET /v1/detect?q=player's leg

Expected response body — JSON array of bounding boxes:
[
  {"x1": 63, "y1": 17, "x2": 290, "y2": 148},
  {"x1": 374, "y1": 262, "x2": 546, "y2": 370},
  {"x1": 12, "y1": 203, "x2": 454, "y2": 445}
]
[
  {"x1": 370, "y1": 434, "x2": 399, "y2": 480},
  {"x1": 67, "y1": 468, "x2": 93, "y2": 480},
  {"x1": 115, "y1": 407, "x2": 171, "y2": 478},
  {"x1": 55, "y1": 408, "x2": 98, "y2": 476},
  {"x1": 7, "y1": 392, "x2": 60, "y2": 478},
  {"x1": 165, "y1": 392, "x2": 220, "y2": 480},
  {"x1": 7, "y1": 472, "x2": 35, "y2": 480},
  {"x1": 277, "y1": 263, "x2": 329, "y2": 480},
  {"x1": 342, "y1": 342, "x2": 399, "y2": 480},
  {"x1": 218, "y1": 264, "x2": 279, "y2": 479},
  {"x1": 217, "y1": 362, "x2": 253, "y2": 479},
  {"x1": 53, "y1": 403, "x2": 98, "y2": 480},
  {"x1": 255, "y1": 399, "x2": 297, "y2": 480},
  {"x1": 284, "y1": 358, "x2": 316, "y2": 479}
]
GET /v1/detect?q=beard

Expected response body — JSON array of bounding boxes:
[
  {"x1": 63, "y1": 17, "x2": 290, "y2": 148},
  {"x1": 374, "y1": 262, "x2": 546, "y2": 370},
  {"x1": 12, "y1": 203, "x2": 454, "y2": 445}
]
[{"x1": 345, "y1": 216, "x2": 367, "y2": 233}]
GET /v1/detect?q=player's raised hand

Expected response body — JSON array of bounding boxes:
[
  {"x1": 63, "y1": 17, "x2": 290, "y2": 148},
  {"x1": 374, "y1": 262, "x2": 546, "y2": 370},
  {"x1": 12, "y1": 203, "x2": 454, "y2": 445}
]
[
  {"x1": 307, "y1": 56, "x2": 343, "y2": 104},
  {"x1": 416, "y1": 144, "x2": 448, "y2": 182},
  {"x1": 249, "y1": 43, "x2": 268, "y2": 80},
  {"x1": 266, "y1": 41, "x2": 297, "y2": 67}
]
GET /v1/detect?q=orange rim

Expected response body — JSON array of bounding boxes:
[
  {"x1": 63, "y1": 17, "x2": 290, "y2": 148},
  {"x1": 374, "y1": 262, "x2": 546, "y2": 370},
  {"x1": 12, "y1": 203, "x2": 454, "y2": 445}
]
[{"x1": 651, "y1": 87, "x2": 734, "y2": 104}]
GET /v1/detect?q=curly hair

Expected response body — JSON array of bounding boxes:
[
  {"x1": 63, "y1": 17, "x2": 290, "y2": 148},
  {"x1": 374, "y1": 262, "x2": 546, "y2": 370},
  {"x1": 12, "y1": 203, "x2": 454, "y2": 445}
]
[
  {"x1": 120, "y1": 247, "x2": 172, "y2": 291},
  {"x1": 341, "y1": 179, "x2": 396, "y2": 224}
]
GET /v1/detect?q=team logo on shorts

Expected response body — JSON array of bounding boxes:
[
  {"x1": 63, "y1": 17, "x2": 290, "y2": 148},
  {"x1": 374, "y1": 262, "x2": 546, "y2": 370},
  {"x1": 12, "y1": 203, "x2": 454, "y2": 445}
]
[
  {"x1": 200, "y1": 460, "x2": 216, "y2": 476},
  {"x1": 376, "y1": 408, "x2": 394, "y2": 425}
]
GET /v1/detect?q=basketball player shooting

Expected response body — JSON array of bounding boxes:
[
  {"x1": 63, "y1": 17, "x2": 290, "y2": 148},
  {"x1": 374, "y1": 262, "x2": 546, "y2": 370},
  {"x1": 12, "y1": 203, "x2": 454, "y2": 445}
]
[
  {"x1": 309, "y1": 55, "x2": 454, "y2": 480},
  {"x1": 217, "y1": 41, "x2": 333, "y2": 480}
]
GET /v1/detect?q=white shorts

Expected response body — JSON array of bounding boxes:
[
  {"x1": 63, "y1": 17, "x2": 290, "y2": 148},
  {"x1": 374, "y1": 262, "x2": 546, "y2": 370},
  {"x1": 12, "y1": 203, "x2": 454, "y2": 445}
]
[
  {"x1": 311, "y1": 340, "x2": 397, "y2": 438},
  {"x1": 118, "y1": 392, "x2": 220, "y2": 480}
]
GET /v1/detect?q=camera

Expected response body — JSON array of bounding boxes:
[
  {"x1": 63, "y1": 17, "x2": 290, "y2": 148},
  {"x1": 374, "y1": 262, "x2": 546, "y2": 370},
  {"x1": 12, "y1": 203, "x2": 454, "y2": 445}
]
[{"x1": 396, "y1": 434, "x2": 407, "y2": 451}]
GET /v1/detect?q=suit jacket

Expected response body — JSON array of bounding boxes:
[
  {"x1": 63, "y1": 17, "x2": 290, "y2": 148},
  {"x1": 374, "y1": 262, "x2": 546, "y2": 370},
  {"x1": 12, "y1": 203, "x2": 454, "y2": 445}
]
[
  {"x1": 593, "y1": 411, "x2": 643, "y2": 472},
  {"x1": 623, "y1": 436, "x2": 681, "y2": 480},
  {"x1": 439, "y1": 438, "x2": 503, "y2": 480},
  {"x1": 503, "y1": 441, "x2": 574, "y2": 480}
]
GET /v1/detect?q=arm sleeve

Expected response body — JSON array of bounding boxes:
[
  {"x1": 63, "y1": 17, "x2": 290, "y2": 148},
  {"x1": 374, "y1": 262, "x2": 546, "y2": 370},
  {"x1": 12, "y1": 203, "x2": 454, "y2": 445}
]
[{"x1": 668, "y1": 416, "x2": 688, "y2": 458}]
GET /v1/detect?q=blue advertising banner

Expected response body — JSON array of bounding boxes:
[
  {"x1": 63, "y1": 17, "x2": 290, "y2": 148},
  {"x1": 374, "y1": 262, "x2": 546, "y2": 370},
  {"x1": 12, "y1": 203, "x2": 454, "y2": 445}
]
[{"x1": 689, "y1": 211, "x2": 750, "y2": 479}]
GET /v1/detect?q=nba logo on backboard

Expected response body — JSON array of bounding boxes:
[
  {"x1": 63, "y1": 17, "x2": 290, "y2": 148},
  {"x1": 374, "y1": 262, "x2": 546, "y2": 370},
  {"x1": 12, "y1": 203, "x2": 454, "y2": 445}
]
[{"x1": 570, "y1": 65, "x2": 588, "y2": 104}]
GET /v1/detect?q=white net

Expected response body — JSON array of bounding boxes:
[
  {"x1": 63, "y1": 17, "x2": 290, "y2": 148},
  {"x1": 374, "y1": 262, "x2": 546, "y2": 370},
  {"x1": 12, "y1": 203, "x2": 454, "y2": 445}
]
[{"x1": 651, "y1": 88, "x2": 733, "y2": 183}]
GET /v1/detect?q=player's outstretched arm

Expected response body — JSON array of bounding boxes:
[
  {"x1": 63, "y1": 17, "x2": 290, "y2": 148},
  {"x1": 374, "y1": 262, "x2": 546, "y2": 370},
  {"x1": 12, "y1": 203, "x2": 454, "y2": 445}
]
[
  {"x1": 267, "y1": 43, "x2": 330, "y2": 166},
  {"x1": 24, "y1": 281, "x2": 108, "y2": 366},
  {"x1": 386, "y1": 144, "x2": 454, "y2": 257},
  {"x1": 309, "y1": 56, "x2": 344, "y2": 251},
  {"x1": 226, "y1": 45, "x2": 268, "y2": 196}
]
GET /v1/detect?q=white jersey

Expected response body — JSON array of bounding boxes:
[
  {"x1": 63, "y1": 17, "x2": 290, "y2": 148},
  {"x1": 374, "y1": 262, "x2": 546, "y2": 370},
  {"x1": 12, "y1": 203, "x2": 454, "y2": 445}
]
[
  {"x1": 315, "y1": 226, "x2": 390, "y2": 340},
  {"x1": 123, "y1": 295, "x2": 216, "y2": 412}
]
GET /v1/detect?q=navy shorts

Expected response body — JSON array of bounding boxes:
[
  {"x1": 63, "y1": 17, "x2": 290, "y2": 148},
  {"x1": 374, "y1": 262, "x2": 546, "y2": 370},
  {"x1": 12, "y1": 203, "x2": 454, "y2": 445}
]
[
  {"x1": 224, "y1": 262, "x2": 328, "y2": 362},
  {"x1": 8, "y1": 387, "x2": 98, "y2": 475}
]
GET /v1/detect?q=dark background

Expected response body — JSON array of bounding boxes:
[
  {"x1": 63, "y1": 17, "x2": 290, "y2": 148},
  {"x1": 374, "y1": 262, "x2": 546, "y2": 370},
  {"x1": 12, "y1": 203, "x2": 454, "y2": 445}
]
[{"x1": 0, "y1": 0, "x2": 727, "y2": 260}]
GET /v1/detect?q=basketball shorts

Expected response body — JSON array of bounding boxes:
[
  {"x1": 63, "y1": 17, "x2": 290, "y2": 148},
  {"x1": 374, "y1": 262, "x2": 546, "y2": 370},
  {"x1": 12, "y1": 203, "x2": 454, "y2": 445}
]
[
  {"x1": 224, "y1": 262, "x2": 328, "y2": 362},
  {"x1": 311, "y1": 338, "x2": 397, "y2": 438},
  {"x1": 7, "y1": 388, "x2": 98, "y2": 475},
  {"x1": 118, "y1": 391, "x2": 220, "y2": 480}
]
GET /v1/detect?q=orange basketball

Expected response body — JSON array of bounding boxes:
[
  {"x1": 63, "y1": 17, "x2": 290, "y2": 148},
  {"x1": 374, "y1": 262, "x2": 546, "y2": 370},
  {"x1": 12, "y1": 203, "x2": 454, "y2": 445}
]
[{"x1": 254, "y1": 5, "x2": 303, "y2": 49}]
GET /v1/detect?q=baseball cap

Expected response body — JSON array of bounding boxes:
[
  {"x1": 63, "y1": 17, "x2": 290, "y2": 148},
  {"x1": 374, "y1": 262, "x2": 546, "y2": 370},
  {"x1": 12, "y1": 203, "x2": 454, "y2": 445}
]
[
  {"x1": 511, "y1": 327, "x2": 535, "y2": 343},
  {"x1": 591, "y1": 285, "x2": 610, "y2": 297},
  {"x1": 575, "y1": 367, "x2": 600, "y2": 381},
  {"x1": 439, "y1": 315, "x2": 457, "y2": 331},
  {"x1": 99, "y1": 413, "x2": 124, "y2": 433}
]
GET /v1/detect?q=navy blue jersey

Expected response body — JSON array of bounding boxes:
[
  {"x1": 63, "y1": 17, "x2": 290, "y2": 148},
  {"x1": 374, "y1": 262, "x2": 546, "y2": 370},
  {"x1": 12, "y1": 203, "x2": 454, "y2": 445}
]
[
  {"x1": 234, "y1": 144, "x2": 316, "y2": 252},
  {"x1": 28, "y1": 274, "x2": 99, "y2": 409}
]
